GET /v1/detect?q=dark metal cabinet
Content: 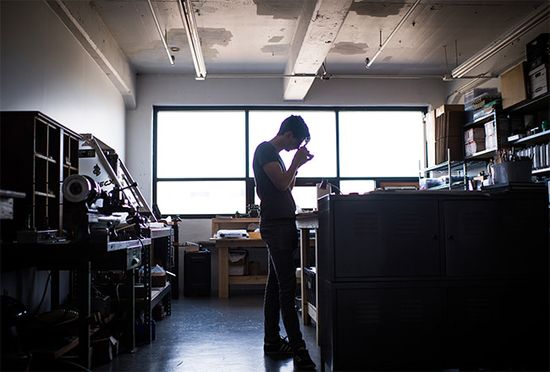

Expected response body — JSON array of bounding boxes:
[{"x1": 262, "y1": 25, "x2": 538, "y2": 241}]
[
  {"x1": 444, "y1": 196, "x2": 548, "y2": 277},
  {"x1": 332, "y1": 199, "x2": 440, "y2": 278},
  {"x1": 318, "y1": 189, "x2": 548, "y2": 371}
]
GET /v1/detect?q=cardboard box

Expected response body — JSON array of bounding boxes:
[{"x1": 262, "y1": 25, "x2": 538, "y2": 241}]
[
  {"x1": 485, "y1": 134, "x2": 498, "y2": 150},
  {"x1": 464, "y1": 127, "x2": 484, "y2": 143},
  {"x1": 152, "y1": 273, "x2": 167, "y2": 287},
  {"x1": 229, "y1": 249, "x2": 248, "y2": 276},
  {"x1": 425, "y1": 110, "x2": 436, "y2": 167},
  {"x1": 501, "y1": 62, "x2": 528, "y2": 109},
  {"x1": 484, "y1": 121, "x2": 496, "y2": 136},
  {"x1": 435, "y1": 104, "x2": 464, "y2": 118},
  {"x1": 465, "y1": 140, "x2": 486, "y2": 157},
  {"x1": 528, "y1": 64, "x2": 548, "y2": 99}
]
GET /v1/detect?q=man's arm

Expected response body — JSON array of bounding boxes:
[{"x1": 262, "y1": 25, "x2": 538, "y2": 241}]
[
  {"x1": 263, "y1": 161, "x2": 298, "y2": 192},
  {"x1": 262, "y1": 147, "x2": 312, "y2": 191}
]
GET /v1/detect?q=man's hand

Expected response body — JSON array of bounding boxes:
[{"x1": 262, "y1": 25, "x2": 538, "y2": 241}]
[{"x1": 292, "y1": 146, "x2": 314, "y2": 168}]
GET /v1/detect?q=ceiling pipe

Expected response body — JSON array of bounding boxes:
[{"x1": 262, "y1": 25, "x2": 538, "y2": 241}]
[
  {"x1": 177, "y1": 0, "x2": 207, "y2": 80},
  {"x1": 176, "y1": 73, "x2": 443, "y2": 80},
  {"x1": 366, "y1": 0, "x2": 422, "y2": 68},
  {"x1": 146, "y1": 0, "x2": 174, "y2": 66},
  {"x1": 451, "y1": 3, "x2": 549, "y2": 78}
]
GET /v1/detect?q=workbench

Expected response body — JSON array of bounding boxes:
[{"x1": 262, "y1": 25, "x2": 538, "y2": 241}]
[{"x1": 210, "y1": 218, "x2": 266, "y2": 298}]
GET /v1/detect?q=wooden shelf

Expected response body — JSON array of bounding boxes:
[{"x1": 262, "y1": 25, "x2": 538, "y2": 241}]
[
  {"x1": 229, "y1": 275, "x2": 267, "y2": 285},
  {"x1": 465, "y1": 148, "x2": 496, "y2": 160},
  {"x1": 34, "y1": 191, "x2": 56, "y2": 198},
  {"x1": 63, "y1": 164, "x2": 78, "y2": 171},
  {"x1": 505, "y1": 92, "x2": 550, "y2": 113},
  {"x1": 35, "y1": 153, "x2": 57, "y2": 163},
  {"x1": 211, "y1": 238, "x2": 266, "y2": 248}
]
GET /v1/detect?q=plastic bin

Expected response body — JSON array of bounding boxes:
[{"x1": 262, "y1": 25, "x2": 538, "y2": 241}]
[{"x1": 184, "y1": 250, "x2": 211, "y2": 297}]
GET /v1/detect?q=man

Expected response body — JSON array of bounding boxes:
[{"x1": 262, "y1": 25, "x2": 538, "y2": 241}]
[{"x1": 252, "y1": 115, "x2": 316, "y2": 370}]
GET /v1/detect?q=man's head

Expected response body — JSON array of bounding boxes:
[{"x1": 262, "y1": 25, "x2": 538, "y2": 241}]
[{"x1": 277, "y1": 115, "x2": 310, "y2": 151}]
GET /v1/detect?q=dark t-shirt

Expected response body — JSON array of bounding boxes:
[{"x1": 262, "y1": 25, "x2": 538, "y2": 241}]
[{"x1": 252, "y1": 141, "x2": 296, "y2": 221}]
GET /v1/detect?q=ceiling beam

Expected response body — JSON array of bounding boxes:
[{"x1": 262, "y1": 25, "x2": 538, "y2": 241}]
[
  {"x1": 45, "y1": 0, "x2": 136, "y2": 108},
  {"x1": 283, "y1": 0, "x2": 353, "y2": 101}
]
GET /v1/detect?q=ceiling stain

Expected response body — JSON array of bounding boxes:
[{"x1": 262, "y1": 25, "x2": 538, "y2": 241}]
[
  {"x1": 350, "y1": 1, "x2": 404, "y2": 17},
  {"x1": 261, "y1": 44, "x2": 290, "y2": 56},
  {"x1": 268, "y1": 35, "x2": 284, "y2": 43},
  {"x1": 169, "y1": 28, "x2": 233, "y2": 59},
  {"x1": 253, "y1": 0, "x2": 302, "y2": 19},
  {"x1": 382, "y1": 56, "x2": 393, "y2": 62},
  {"x1": 200, "y1": 5, "x2": 218, "y2": 14},
  {"x1": 331, "y1": 42, "x2": 368, "y2": 55}
]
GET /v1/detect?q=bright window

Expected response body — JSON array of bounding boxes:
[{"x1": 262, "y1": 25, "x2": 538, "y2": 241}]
[
  {"x1": 154, "y1": 108, "x2": 424, "y2": 216},
  {"x1": 157, "y1": 181, "x2": 246, "y2": 215},
  {"x1": 339, "y1": 111, "x2": 424, "y2": 177},
  {"x1": 156, "y1": 111, "x2": 245, "y2": 178},
  {"x1": 248, "y1": 111, "x2": 337, "y2": 178}
]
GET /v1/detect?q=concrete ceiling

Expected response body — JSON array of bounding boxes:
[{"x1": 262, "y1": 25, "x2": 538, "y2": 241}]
[{"x1": 47, "y1": 0, "x2": 549, "y2": 102}]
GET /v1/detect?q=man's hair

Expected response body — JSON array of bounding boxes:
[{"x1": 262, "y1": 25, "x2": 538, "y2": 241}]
[{"x1": 277, "y1": 115, "x2": 310, "y2": 142}]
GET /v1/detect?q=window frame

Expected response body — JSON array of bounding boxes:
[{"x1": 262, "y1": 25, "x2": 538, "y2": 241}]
[{"x1": 153, "y1": 105, "x2": 427, "y2": 218}]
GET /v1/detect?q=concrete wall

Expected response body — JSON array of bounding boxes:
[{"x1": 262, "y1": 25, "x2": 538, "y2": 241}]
[{"x1": 0, "y1": 1, "x2": 126, "y2": 158}]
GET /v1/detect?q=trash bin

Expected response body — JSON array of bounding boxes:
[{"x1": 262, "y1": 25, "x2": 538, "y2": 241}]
[{"x1": 184, "y1": 250, "x2": 211, "y2": 297}]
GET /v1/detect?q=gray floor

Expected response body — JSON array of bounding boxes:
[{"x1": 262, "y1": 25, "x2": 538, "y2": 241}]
[{"x1": 96, "y1": 294, "x2": 320, "y2": 372}]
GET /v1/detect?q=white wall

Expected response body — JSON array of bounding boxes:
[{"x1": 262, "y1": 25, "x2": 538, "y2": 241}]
[
  {"x1": 0, "y1": 0, "x2": 126, "y2": 158},
  {"x1": 126, "y1": 74, "x2": 446, "y2": 205},
  {"x1": 0, "y1": 0, "x2": 127, "y2": 309}
]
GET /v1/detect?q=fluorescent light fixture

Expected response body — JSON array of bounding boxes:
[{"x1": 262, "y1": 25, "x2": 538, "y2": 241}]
[
  {"x1": 177, "y1": 0, "x2": 207, "y2": 80},
  {"x1": 146, "y1": 0, "x2": 174, "y2": 65},
  {"x1": 452, "y1": 4, "x2": 549, "y2": 78},
  {"x1": 366, "y1": 0, "x2": 422, "y2": 68}
]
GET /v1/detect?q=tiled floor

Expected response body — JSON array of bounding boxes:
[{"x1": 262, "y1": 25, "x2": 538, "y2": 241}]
[{"x1": 95, "y1": 293, "x2": 321, "y2": 372}]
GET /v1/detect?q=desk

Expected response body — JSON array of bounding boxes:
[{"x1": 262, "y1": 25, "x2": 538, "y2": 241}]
[
  {"x1": 211, "y1": 218, "x2": 266, "y2": 298},
  {"x1": 296, "y1": 212, "x2": 319, "y2": 343}
]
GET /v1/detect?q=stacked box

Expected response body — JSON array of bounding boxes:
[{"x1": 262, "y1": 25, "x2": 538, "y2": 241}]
[
  {"x1": 465, "y1": 140, "x2": 485, "y2": 157},
  {"x1": 528, "y1": 64, "x2": 548, "y2": 99},
  {"x1": 484, "y1": 120, "x2": 497, "y2": 150},
  {"x1": 464, "y1": 127, "x2": 484, "y2": 143},
  {"x1": 464, "y1": 127, "x2": 486, "y2": 157},
  {"x1": 435, "y1": 109, "x2": 465, "y2": 164}
]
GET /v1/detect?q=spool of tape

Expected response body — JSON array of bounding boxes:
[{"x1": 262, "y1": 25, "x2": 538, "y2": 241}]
[{"x1": 63, "y1": 174, "x2": 100, "y2": 203}]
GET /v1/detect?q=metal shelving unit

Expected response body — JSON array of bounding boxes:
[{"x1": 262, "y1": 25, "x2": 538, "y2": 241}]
[
  {"x1": 506, "y1": 94, "x2": 550, "y2": 176},
  {"x1": 138, "y1": 226, "x2": 173, "y2": 344}
]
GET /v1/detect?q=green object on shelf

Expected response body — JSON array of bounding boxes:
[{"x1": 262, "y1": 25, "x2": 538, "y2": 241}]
[{"x1": 541, "y1": 120, "x2": 549, "y2": 131}]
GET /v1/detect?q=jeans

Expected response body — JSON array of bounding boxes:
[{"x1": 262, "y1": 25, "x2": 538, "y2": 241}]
[{"x1": 260, "y1": 220, "x2": 305, "y2": 352}]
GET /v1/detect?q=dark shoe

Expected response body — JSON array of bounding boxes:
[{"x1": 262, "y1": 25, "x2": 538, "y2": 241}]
[
  {"x1": 293, "y1": 347, "x2": 316, "y2": 370},
  {"x1": 264, "y1": 336, "x2": 293, "y2": 356}
]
